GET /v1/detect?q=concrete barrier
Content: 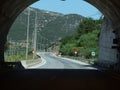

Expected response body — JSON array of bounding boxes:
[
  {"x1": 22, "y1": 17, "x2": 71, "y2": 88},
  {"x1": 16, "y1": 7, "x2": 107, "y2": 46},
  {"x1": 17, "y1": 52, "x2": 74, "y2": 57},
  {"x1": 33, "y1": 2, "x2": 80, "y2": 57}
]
[{"x1": 21, "y1": 59, "x2": 42, "y2": 68}]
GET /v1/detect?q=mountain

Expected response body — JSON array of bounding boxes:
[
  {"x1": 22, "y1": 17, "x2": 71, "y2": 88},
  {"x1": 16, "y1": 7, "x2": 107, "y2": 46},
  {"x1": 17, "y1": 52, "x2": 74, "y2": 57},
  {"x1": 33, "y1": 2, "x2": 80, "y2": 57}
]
[
  {"x1": 40, "y1": 14, "x2": 83, "y2": 41},
  {"x1": 8, "y1": 7, "x2": 84, "y2": 42}
]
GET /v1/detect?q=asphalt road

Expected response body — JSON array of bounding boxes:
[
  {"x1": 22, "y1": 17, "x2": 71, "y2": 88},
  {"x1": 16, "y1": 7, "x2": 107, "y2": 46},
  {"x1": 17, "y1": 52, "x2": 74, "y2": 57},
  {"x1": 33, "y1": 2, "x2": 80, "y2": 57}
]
[
  {"x1": 0, "y1": 52, "x2": 120, "y2": 90},
  {"x1": 38, "y1": 52, "x2": 97, "y2": 69}
]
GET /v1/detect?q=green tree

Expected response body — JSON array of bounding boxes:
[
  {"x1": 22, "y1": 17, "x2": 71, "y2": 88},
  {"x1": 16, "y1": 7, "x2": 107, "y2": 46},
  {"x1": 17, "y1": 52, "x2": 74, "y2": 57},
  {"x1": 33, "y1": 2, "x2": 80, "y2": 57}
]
[{"x1": 59, "y1": 18, "x2": 102, "y2": 59}]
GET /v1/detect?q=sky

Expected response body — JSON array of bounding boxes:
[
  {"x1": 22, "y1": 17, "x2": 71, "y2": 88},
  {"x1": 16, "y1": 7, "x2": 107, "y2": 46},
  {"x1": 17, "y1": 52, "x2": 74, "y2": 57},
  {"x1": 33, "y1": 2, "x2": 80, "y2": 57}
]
[{"x1": 31, "y1": 0, "x2": 102, "y2": 19}]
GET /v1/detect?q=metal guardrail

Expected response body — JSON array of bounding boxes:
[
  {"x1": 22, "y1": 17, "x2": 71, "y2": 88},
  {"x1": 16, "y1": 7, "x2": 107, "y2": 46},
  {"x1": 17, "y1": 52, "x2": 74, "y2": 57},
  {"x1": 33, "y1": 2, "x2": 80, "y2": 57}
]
[{"x1": 63, "y1": 56, "x2": 95, "y2": 64}]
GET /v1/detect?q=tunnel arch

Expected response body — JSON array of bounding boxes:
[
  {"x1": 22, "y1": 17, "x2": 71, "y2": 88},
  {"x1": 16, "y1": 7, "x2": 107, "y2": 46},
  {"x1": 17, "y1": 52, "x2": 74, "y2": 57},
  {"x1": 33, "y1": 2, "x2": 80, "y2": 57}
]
[{"x1": 0, "y1": 0, "x2": 120, "y2": 71}]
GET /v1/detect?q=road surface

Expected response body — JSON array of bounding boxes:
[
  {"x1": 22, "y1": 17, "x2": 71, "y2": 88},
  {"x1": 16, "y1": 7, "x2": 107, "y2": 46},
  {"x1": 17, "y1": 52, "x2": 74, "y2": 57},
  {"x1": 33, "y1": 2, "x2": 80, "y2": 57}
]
[
  {"x1": 0, "y1": 52, "x2": 120, "y2": 90},
  {"x1": 37, "y1": 52, "x2": 97, "y2": 69}
]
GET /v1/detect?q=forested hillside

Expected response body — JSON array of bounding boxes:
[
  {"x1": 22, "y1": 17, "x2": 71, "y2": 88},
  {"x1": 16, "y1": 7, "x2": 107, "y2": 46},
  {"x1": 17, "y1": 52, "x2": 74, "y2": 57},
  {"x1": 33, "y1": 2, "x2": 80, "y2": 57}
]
[
  {"x1": 59, "y1": 18, "x2": 102, "y2": 59},
  {"x1": 8, "y1": 7, "x2": 84, "y2": 41}
]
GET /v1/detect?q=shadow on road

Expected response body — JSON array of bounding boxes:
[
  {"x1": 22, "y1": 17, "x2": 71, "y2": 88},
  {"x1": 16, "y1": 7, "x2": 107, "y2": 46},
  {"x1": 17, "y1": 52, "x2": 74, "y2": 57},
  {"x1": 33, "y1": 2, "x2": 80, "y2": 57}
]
[{"x1": 0, "y1": 66, "x2": 120, "y2": 90}]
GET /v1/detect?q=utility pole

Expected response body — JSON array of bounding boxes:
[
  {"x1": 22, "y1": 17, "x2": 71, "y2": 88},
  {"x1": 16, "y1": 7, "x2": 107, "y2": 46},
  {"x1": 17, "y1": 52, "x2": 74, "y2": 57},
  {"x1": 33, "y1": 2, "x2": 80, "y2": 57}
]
[
  {"x1": 9, "y1": 38, "x2": 12, "y2": 55},
  {"x1": 26, "y1": 7, "x2": 30, "y2": 60},
  {"x1": 33, "y1": 10, "x2": 38, "y2": 59}
]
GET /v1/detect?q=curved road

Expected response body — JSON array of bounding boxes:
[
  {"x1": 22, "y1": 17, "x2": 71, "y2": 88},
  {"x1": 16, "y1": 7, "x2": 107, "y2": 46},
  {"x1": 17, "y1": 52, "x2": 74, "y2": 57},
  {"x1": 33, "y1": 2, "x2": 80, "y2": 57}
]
[
  {"x1": 1, "y1": 52, "x2": 119, "y2": 89},
  {"x1": 38, "y1": 52, "x2": 97, "y2": 69}
]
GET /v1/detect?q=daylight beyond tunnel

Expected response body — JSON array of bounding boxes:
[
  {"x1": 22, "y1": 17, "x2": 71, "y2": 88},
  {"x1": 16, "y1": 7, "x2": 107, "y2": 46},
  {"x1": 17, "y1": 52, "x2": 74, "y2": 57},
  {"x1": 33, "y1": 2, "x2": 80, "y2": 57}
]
[
  {"x1": 6, "y1": 0, "x2": 102, "y2": 67},
  {"x1": 0, "y1": 0, "x2": 120, "y2": 72}
]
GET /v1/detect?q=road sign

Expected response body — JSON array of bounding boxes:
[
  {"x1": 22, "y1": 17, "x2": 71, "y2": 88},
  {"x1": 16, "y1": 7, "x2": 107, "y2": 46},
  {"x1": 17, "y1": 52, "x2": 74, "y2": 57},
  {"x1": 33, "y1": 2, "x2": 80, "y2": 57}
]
[
  {"x1": 91, "y1": 51, "x2": 95, "y2": 57},
  {"x1": 32, "y1": 48, "x2": 35, "y2": 54},
  {"x1": 74, "y1": 48, "x2": 78, "y2": 55},
  {"x1": 74, "y1": 51, "x2": 78, "y2": 54}
]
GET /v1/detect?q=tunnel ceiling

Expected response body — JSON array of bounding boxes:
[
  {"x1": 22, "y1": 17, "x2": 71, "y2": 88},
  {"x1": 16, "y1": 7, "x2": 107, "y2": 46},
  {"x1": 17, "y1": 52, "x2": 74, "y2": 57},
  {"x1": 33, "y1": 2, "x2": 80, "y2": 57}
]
[
  {"x1": 0, "y1": 0, "x2": 37, "y2": 39},
  {"x1": 0, "y1": 0, "x2": 120, "y2": 40},
  {"x1": 86, "y1": 0, "x2": 120, "y2": 29},
  {"x1": 0, "y1": 0, "x2": 120, "y2": 64}
]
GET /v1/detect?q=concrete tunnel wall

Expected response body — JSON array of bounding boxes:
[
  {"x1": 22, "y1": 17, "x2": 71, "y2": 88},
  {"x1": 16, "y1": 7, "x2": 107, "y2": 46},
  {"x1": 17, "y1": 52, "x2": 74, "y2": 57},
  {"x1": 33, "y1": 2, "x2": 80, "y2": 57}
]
[
  {"x1": 0, "y1": 0, "x2": 37, "y2": 63},
  {"x1": 86, "y1": 0, "x2": 120, "y2": 71},
  {"x1": 0, "y1": 0, "x2": 120, "y2": 71}
]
